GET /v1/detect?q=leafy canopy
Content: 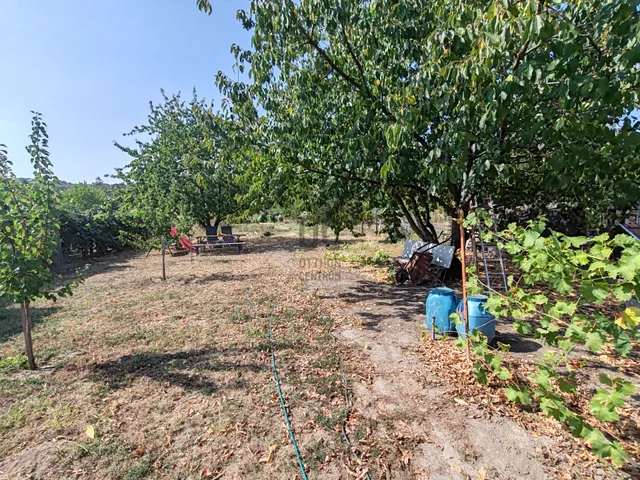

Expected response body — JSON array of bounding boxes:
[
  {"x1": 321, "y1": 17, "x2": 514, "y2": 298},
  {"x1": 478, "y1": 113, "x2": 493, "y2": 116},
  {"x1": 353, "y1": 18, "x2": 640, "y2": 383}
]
[
  {"x1": 199, "y1": 0, "x2": 640, "y2": 239},
  {"x1": 116, "y1": 90, "x2": 245, "y2": 239},
  {"x1": 0, "y1": 113, "x2": 81, "y2": 304}
]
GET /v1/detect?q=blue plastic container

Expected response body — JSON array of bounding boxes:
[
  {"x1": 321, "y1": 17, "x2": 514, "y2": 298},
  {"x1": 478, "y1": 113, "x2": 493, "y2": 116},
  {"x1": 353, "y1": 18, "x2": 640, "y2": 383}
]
[
  {"x1": 456, "y1": 295, "x2": 496, "y2": 341},
  {"x1": 425, "y1": 287, "x2": 458, "y2": 335}
]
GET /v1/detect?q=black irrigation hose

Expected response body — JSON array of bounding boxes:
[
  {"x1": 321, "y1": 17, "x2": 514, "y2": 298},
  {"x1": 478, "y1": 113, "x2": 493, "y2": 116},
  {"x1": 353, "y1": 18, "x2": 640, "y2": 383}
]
[{"x1": 339, "y1": 374, "x2": 373, "y2": 480}]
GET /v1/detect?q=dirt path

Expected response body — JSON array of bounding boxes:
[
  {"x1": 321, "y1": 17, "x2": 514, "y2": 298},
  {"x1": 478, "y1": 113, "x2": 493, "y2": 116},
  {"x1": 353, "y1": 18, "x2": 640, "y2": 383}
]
[{"x1": 309, "y1": 268, "x2": 557, "y2": 479}]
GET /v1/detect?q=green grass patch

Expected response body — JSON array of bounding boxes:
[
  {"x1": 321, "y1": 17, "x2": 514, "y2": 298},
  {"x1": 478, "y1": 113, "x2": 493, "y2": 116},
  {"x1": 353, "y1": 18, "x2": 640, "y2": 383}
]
[
  {"x1": 0, "y1": 354, "x2": 28, "y2": 373},
  {"x1": 122, "y1": 462, "x2": 153, "y2": 480}
]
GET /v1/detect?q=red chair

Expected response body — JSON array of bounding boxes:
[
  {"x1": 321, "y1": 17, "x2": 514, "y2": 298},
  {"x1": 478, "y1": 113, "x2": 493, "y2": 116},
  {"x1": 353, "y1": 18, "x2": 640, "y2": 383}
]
[{"x1": 169, "y1": 226, "x2": 198, "y2": 255}]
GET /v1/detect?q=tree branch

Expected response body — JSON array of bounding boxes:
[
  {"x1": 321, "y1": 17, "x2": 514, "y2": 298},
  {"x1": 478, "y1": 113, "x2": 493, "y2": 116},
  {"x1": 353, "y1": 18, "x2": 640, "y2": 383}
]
[
  {"x1": 394, "y1": 194, "x2": 428, "y2": 241},
  {"x1": 300, "y1": 24, "x2": 430, "y2": 150},
  {"x1": 409, "y1": 196, "x2": 437, "y2": 242}
]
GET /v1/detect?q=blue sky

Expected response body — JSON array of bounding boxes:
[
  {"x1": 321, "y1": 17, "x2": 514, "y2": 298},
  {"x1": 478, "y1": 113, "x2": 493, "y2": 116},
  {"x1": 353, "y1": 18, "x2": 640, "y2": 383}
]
[{"x1": 0, "y1": 0, "x2": 251, "y2": 182}]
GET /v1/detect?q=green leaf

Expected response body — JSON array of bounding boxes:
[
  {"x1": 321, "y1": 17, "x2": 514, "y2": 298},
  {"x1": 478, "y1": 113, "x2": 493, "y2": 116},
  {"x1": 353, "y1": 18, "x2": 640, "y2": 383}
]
[
  {"x1": 580, "y1": 282, "x2": 609, "y2": 303},
  {"x1": 534, "y1": 15, "x2": 543, "y2": 34},
  {"x1": 548, "y1": 300, "x2": 577, "y2": 317},
  {"x1": 533, "y1": 368, "x2": 553, "y2": 391},
  {"x1": 539, "y1": 396, "x2": 568, "y2": 421},
  {"x1": 566, "y1": 415, "x2": 590, "y2": 437},
  {"x1": 504, "y1": 385, "x2": 532, "y2": 405},
  {"x1": 473, "y1": 361, "x2": 489, "y2": 385},
  {"x1": 586, "y1": 430, "x2": 627, "y2": 465},
  {"x1": 550, "y1": 276, "x2": 572, "y2": 294},
  {"x1": 598, "y1": 373, "x2": 613, "y2": 387},
  {"x1": 589, "y1": 390, "x2": 620, "y2": 422},
  {"x1": 611, "y1": 234, "x2": 637, "y2": 247},
  {"x1": 613, "y1": 333, "x2": 631, "y2": 357},
  {"x1": 607, "y1": 443, "x2": 628, "y2": 466},
  {"x1": 585, "y1": 332, "x2": 605, "y2": 353},
  {"x1": 611, "y1": 282, "x2": 634, "y2": 301},
  {"x1": 565, "y1": 322, "x2": 587, "y2": 342},
  {"x1": 483, "y1": 295, "x2": 504, "y2": 315},
  {"x1": 514, "y1": 320, "x2": 532, "y2": 335},
  {"x1": 615, "y1": 379, "x2": 635, "y2": 397},
  {"x1": 449, "y1": 311, "x2": 462, "y2": 326},
  {"x1": 558, "y1": 339, "x2": 573, "y2": 351},
  {"x1": 523, "y1": 230, "x2": 540, "y2": 247},
  {"x1": 564, "y1": 236, "x2": 588, "y2": 247},
  {"x1": 557, "y1": 377, "x2": 577, "y2": 394}
]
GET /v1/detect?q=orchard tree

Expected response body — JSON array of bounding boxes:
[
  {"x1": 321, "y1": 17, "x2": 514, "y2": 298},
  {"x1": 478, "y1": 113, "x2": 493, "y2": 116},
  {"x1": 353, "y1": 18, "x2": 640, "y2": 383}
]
[
  {"x1": 59, "y1": 182, "x2": 107, "y2": 213},
  {"x1": 116, "y1": 91, "x2": 246, "y2": 278},
  {"x1": 115, "y1": 145, "x2": 183, "y2": 280},
  {"x1": 199, "y1": 0, "x2": 640, "y2": 241},
  {"x1": 0, "y1": 113, "x2": 81, "y2": 369},
  {"x1": 301, "y1": 174, "x2": 376, "y2": 242},
  {"x1": 58, "y1": 181, "x2": 137, "y2": 258}
]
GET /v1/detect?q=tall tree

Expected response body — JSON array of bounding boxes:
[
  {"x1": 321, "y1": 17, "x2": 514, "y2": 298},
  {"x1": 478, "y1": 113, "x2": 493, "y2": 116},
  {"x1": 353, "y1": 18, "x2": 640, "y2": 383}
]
[
  {"x1": 116, "y1": 91, "x2": 245, "y2": 277},
  {"x1": 199, "y1": 0, "x2": 640, "y2": 241}
]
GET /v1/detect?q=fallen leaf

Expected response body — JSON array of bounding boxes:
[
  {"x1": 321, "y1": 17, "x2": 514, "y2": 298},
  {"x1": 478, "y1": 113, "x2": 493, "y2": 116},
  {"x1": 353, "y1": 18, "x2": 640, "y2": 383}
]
[
  {"x1": 221, "y1": 449, "x2": 233, "y2": 462},
  {"x1": 258, "y1": 444, "x2": 277, "y2": 464},
  {"x1": 135, "y1": 448, "x2": 145, "y2": 456},
  {"x1": 400, "y1": 449, "x2": 412, "y2": 465},
  {"x1": 85, "y1": 425, "x2": 95, "y2": 439}
]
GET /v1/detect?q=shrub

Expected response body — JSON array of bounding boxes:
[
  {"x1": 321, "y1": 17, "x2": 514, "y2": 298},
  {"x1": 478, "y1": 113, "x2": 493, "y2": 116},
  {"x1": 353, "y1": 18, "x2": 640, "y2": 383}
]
[{"x1": 461, "y1": 211, "x2": 639, "y2": 465}]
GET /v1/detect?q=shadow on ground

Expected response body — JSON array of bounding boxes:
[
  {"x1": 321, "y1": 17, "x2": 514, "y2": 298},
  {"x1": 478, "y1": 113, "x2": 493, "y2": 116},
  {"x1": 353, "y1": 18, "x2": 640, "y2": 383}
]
[
  {"x1": 316, "y1": 277, "x2": 428, "y2": 331},
  {"x1": 176, "y1": 273, "x2": 253, "y2": 284},
  {"x1": 55, "y1": 250, "x2": 139, "y2": 282},
  {"x1": 0, "y1": 306, "x2": 61, "y2": 343},
  {"x1": 246, "y1": 236, "x2": 364, "y2": 255},
  {"x1": 493, "y1": 332, "x2": 543, "y2": 353},
  {"x1": 90, "y1": 343, "x2": 300, "y2": 395}
]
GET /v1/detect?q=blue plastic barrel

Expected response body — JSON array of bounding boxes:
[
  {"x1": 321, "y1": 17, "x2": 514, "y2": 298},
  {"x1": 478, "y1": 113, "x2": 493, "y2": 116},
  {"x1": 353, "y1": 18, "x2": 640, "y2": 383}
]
[
  {"x1": 425, "y1": 287, "x2": 458, "y2": 335},
  {"x1": 456, "y1": 295, "x2": 496, "y2": 341}
]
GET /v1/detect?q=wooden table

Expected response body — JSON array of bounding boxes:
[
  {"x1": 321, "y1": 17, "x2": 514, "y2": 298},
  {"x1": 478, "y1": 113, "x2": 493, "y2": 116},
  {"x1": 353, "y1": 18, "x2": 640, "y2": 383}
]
[{"x1": 192, "y1": 233, "x2": 247, "y2": 254}]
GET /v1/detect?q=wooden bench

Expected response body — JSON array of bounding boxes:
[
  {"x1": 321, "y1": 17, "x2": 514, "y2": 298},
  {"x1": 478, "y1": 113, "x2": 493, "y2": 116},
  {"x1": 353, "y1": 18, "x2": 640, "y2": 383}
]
[{"x1": 193, "y1": 236, "x2": 246, "y2": 253}]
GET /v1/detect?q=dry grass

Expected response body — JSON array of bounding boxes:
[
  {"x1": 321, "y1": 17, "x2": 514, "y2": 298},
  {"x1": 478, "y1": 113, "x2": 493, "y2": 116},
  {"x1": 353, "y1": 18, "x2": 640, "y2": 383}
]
[
  {"x1": 0, "y1": 232, "x2": 397, "y2": 479},
  {"x1": 3, "y1": 225, "x2": 629, "y2": 479}
]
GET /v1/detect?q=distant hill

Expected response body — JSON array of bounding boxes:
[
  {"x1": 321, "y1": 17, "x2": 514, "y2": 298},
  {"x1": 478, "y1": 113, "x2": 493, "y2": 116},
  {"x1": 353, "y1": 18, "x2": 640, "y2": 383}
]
[{"x1": 17, "y1": 178, "x2": 101, "y2": 190}]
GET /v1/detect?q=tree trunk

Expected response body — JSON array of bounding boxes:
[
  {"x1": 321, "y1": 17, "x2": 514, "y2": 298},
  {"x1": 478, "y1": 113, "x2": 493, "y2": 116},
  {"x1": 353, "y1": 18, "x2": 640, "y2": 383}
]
[
  {"x1": 450, "y1": 218, "x2": 461, "y2": 248},
  {"x1": 20, "y1": 301, "x2": 36, "y2": 370},
  {"x1": 395, "y1": 195, "x2": 438, "y2": 242},
  {"x1": 52, "y1": 233, "x2": 64, "y2": 271},
  {"x1": 334, "y1": 231, "x2": 340, "y2": 243},
  {"x1": 204, "y1": 218, "x2": 221, "y2": 238},
  {"x1": 409, "y1": 196, "x2": 436, "y2": 241},
  {"x1": 161, "y1": 245, "x2": 166, "y2": 281}
]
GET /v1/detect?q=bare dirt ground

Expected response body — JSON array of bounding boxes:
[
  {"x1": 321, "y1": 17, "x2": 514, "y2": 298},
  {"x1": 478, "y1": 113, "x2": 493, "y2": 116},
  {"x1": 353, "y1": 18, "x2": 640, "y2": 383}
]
[
  {"x1": 0, "y1": 230, "x2": 634, "y2": 479},
  {"x1": 308, "y1": 270, "x2": 555, "y2": 479}
]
